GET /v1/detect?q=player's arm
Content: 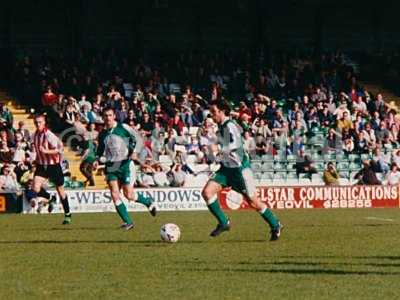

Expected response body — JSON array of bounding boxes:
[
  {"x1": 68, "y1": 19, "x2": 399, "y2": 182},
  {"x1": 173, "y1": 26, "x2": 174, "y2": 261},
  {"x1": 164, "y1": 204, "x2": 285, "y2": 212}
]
[
  {"x1": 93, "y1": 132, "x2": 106, "y2": 169},
  {"x1": 122, "y1": 124, "x2": 144, "y2": 163}
]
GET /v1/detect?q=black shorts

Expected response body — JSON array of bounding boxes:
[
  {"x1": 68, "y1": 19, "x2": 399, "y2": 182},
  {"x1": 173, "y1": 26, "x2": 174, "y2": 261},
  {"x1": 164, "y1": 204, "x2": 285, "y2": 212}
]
[{"x1": 34, "y1": 164, "x2": 65, "y2": 187}]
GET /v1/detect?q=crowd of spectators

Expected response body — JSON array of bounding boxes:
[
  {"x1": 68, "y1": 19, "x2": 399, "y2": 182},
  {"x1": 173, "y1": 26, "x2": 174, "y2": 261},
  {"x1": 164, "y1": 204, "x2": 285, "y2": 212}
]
[{"x1": 8, "y1": 48, "x2": 400, "y2": 187}]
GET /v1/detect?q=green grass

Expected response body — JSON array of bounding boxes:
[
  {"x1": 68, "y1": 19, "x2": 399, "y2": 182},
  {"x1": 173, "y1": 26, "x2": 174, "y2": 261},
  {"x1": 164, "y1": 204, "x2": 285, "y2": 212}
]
[{"x1": 1, "y1": 209, "x2": 400, "y2": 300}]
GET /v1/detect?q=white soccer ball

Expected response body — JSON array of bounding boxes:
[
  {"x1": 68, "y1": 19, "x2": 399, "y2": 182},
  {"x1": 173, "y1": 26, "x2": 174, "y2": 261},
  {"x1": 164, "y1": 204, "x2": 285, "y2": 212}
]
[{"x1": 160, "y1": 223, "x2": 181, "y2": 243}]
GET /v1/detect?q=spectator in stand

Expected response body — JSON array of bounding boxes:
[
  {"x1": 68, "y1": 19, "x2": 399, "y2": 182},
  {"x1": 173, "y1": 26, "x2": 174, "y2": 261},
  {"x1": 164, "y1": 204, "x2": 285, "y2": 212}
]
[
  {"x1": 354, "y1": 131, "x2": 369, "y2": 154},
  {"x1": 252, "y1": 118, "x2": 272, "y2": 139},
  {"x1": 78, "y1": 94, "x2": 92, "y2": 111},
  {"x1": 141, "y1": 112, "x2": 154, "y2": 137},
  {"x1": 187, "y1": 135, "x2": 200, "y2": 155},
  {"x1": 63, "y1": 101, "x2": 78, "y2": 130},
  {"x1": 0, "y1": 164, "x2": 19, "y2": 192},
  {"x1": 386, "y1": 163, "x2": 400, "y2": 185},
  {"x1": 337, "y1": 111, "x2": 353, "y2": 132},
  {"x1": 295, "y1": 148, "x2": 317, "y2": 177},
  {"x1": 354, "y1": 160, "x2": 381, "y2": 185},
  {"x1": 324, "y1": 128, "x2": 340, "y2": 152},
  {"x1": 370, "y1": 111, "x2": 381, "y2": 131},
  {"x1": 243, "y1": 131, "x2": 256, "y2": 158},
  {"x1": 0, "y1": 140, "x2": 13, "y2": 163},
  {"x1": 0, "y1": 103, "x2": 14, "y2": 129},
  {"x1": 392, "y1": 149, "x2": 400, "y2": 166},
  {"x1": 16, "y1": 121, "x2": 31, "y2": 143},
  {"x1": 152, "y1": 164, "x2": 170, "y2": 187},
  {"x1": 12, "y1": 132, "x2": 29, "y2": 162},
  {"x1": 168, "y1": 112, "x2": 185, "y2": 134},
  {"x1": 362, "y1": 122, "x2": 377, "y2": 148},
  {"x1": 333, "y1": 100, "x2": 350, "y2": 120},
  {"x1": 353, "y1": 95, "x2": 368, "y2": 116},
  {"x1": 169, "y1": 163, "x2": 187, "y2": 187},
  {"x1": 138, "y1": 157, "x2": 157, "y2": 187},
  {"x1": 342, "y1": 138, "x2": 355, "y2": 155},
  {"x1": 80, "y1": 104, "x2": 95, "y2": 124},
  {"x1": 372, "y1": 147, "x2": 390, "y2": 174},
  {"x1": 375, "y1": 121, "x2": 390, "y2": 144},
  {"x1": 116, "y1": 100, "x2": 129, "y2": 123},
  {"x1": 323, "y1": 162, "x2": 340, "y2": 185},
  {"x1": 42, "y1": 86, "x2": 58, "y2": 107},
  {"x1": 353, "y1": 114, "x2": 365, "y2": 133},
  {"x1": 255, "y1": 134, "x2": 270, "y2": 157}
]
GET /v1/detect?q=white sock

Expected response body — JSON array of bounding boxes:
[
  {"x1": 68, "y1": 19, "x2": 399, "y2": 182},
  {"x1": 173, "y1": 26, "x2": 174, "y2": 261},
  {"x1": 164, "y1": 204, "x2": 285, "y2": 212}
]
[
  {"x1": 259, "y1": 206, "x2": 267, "y2": 214},
  {"x1": 207, "y1": 195, "x2": 218, "y2": 205}
]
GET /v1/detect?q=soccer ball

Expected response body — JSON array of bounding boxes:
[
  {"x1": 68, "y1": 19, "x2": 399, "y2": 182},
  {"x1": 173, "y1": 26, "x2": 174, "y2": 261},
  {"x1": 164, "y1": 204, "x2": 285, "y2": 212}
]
[{"x1": 160, "y1": 223, "x2": 181, "y2": 243}]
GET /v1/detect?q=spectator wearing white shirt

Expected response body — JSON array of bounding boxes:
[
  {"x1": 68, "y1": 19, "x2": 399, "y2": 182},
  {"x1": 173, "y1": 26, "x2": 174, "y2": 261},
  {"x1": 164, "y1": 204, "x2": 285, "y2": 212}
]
[
  {"x1": 169, "y1": 164, "x2": 187, "y2": 187},
  {"x1": 392, "y1": 149, "x2": 400, "y2": 167},
  {"x1": 243, "y1": 131, "x2": 256, "y2": 158},
  {"x1": 386, "y1": 163, "x2": 400, "y2": 185},
  {"x1": 362, "y1": 123, "x2": 377, "y2": 147},
  {"x1": 0, "y1": 164, "x2": 20, "y2": 192},
  {"x1": 353, "y1": 96, "x2": 368, "y2": 116},
  {"x1": 78, "y1": 94, "x2": 92, "y2": 111}
]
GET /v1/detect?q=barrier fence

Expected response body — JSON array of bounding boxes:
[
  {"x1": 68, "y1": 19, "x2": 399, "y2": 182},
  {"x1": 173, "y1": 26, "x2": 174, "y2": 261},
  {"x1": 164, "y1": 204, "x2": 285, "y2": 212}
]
[{"x1": 0, "y1": 185, "x2": 394, "y2": 214}]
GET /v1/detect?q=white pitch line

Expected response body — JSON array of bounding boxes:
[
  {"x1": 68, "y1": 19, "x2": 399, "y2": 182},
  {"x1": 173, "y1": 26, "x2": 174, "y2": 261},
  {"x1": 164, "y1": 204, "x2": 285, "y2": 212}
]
[{"x1": 365, "y1": 217, "x2": 395, "y2": 222}]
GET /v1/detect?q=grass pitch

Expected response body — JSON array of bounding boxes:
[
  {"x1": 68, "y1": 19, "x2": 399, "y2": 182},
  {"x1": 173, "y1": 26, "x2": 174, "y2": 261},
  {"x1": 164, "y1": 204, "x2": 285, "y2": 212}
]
[{"x1": 1, "y1": 209, "x2": 400, "y2": 300}]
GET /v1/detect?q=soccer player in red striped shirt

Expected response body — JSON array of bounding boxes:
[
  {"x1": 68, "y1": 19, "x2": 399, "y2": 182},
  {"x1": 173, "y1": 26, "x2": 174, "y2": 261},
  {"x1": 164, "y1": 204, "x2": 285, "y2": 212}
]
[{"x1": 32, "y1": 114, "x2": 72, "y2": 224}]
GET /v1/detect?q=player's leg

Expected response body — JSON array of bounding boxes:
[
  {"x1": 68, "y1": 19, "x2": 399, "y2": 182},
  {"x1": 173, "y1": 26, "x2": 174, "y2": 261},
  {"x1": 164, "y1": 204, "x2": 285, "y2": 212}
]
[
  {"x1": 31, "y1": 175, "x2": 47, "y2": 213},
  {"x1": 121, "y1": 160, "x2": 156, "y2": 216},
  {"x1": 201, "y1": 176, "x2": 230, "y2": 237},
  {"x1": 108, "y1": 179, "x2": 134, "y2": 230},
  {"x1": 237, "y1": 168, "x2": 282, "y2": 241},
  {"x1": 36, "y1": 187, "x2": 56, "y2": 213},
  {"x1": 55, "y1": 185, "x2": 72, "y2": 224},
  {"x1": 51, "y1": 165, "x2": 72, "y2": 224}
]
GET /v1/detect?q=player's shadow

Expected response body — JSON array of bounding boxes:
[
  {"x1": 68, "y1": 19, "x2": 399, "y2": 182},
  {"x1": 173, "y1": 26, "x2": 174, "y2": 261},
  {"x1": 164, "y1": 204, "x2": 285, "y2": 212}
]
[
  {"x1": 178, "y1": 266, "x2": 400, "y2": 276},
  {"x1": 237, "y1": 260, "x2": 400, "y2": 268},
  {"x1": 277, "y1": 255, "x2": 400, "y2": 260},
  {"x1": 11, "y1": 227, "x2": 119, "y2": 231}
]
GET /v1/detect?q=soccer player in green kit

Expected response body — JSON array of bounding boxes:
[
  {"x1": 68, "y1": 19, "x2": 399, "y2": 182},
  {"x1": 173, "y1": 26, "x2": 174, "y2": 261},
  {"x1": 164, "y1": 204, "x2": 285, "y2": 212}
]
[
  {"x1": 93, "y1": 107, "x2": 156, "y2": 230},
  {"x1": 201, "y1": 100, "x2": 282, "y2": 240}
]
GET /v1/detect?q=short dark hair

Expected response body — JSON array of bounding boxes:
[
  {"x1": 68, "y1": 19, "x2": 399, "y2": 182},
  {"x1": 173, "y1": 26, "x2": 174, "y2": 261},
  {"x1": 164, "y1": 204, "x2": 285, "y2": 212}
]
[
  {"x1": 103, "y1": 107, "x2": 115, "y2": 115},
  {"x1": 34, "y1": 114, "x2": 47, "y2": 123},
  {"x1": 209, "y1": 100, "x2": 231, "y2": 114}
]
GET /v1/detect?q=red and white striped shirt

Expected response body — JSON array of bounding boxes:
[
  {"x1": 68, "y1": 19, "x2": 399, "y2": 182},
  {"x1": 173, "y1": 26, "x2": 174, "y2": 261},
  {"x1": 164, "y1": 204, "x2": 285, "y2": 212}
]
[{"x1": 33, "y1": 128, "x2": 63, "y2": 165}]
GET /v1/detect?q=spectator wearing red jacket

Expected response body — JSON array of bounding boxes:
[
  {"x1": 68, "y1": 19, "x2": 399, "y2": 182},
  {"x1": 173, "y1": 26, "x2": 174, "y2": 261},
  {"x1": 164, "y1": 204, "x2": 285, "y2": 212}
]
[
  {"x1": 168, "y1": 112, "x2": 185, "y2": 133},
  {"x1": 42, "y1": 86, "x2": 58, "y2": 106}
]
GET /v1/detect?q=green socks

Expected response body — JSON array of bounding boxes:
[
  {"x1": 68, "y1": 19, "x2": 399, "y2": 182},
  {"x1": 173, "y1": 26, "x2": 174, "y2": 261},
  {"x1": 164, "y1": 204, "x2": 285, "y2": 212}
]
[
  {"x1": 207, "y1": 197, "x2": 229, "y2": 225},
  {"x1": 136, "y1": 193, "x2": 152, "y2": 207},
  {"x1": 115, "y1": 201, "x2": 133, "y2": 225},
  {"x1": 260, "y1": 207, "x2": 279, "y2": 229}
]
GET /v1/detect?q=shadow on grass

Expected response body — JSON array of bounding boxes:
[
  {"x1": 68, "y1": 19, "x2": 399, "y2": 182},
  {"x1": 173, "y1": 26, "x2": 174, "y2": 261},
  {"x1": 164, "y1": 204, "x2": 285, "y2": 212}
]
[
  {"x1": 10, "y1": 227, "x2": 129, "y2": 231},
  {"x1": 0, "y1": 240, "x2": 204, "y2": 244},
  {"x1": 237, "y1": 261, "x2": 400, "y2": 268},
  {"x1": 177, "y1": 267, "x2": 400, "y2": 276},
  {"x1": 277, "y1": 255, "x2": 400, "y2": 260},
  {"x1": 353, "y1": 224, "x2": 399, "y2": 227}
]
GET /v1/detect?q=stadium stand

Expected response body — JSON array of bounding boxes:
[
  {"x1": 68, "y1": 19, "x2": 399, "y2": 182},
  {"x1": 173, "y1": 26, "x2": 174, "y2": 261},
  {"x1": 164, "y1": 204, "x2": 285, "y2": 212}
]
[{"x1": 4, "y1": 48, "x2": 400, "y2": 189}]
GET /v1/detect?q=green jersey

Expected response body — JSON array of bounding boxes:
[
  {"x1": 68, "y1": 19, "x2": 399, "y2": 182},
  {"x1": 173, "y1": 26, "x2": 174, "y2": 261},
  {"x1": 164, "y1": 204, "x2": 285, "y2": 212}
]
[
  {"x1": 217, "y1": 117, "x2": 250, "y2": 169},
  {"x1": 97, "y1": 122, "x2": 143, "y2": 162},
  {"x1": 82, "y1": 140, "x2": 96, "y2": 163}
]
